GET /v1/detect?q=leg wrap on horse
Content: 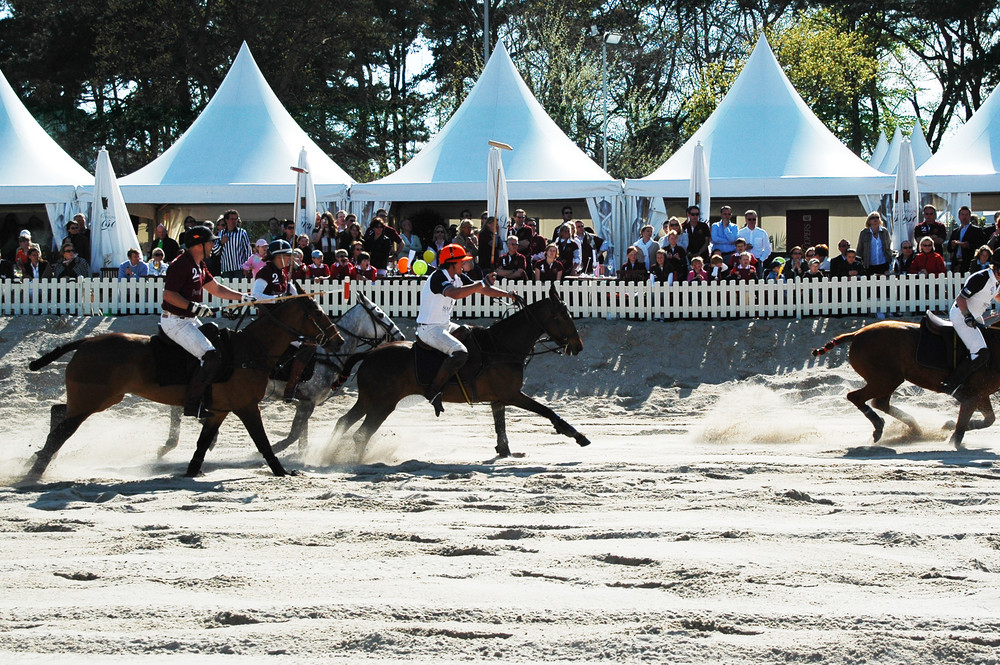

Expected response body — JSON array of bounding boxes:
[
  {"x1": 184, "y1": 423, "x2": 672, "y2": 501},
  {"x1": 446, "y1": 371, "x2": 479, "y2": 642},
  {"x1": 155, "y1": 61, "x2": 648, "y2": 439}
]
[{"x1": 184, "y1": 350, "x2": 221, "y2": 418}]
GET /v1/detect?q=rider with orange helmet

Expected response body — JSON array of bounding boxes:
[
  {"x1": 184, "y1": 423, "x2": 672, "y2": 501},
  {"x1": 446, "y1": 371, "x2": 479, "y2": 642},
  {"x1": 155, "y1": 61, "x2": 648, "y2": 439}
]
[{"x1": 417, "y1": 243, "x2": 519, "y2": 416}]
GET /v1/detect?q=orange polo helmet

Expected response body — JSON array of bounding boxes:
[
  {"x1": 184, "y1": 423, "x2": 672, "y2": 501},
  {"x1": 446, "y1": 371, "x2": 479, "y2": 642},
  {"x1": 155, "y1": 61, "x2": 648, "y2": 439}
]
[{"x1": 438, "y1": 244, "x2": 469, "y2": 266}]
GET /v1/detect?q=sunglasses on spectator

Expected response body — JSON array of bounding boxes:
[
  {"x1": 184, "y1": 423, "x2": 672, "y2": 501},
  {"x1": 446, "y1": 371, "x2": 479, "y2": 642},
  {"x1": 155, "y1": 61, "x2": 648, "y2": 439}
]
[
  {"x1": 746, "y1": 217, "x2": 757, "y2": 221},
  {"x1": 901, "y1": 244, "x2": 913, "y2": 249}
]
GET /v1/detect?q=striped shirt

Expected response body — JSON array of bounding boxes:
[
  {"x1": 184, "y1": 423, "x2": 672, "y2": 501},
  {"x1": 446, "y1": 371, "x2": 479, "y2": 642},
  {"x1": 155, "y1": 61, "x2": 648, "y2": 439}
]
[{"x1": 214, "y1": 227, "x2": 252, "y2": 274}]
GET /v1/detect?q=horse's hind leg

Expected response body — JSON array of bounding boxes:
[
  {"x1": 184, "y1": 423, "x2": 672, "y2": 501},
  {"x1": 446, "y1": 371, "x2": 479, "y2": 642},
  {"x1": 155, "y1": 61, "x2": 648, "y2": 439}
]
[
  {"x1": 847, "y1": 383, "x2": 892, "y2": 443},
  {"x1": 25, "y1": 405, "x2": 91, "y2": 480},
  {"x1": 508, "y1": 391, "x2": 590, "y2": 448},
  {"x1": 233, "y1": 406, "x2": 291, "y2": 477},
  {"x1": 871, "y1": 395, "x2": 921, "y2": 437},
  {"x1": 272, "y1": 402, "x2": 315, "y2": 454},
  {"x1": 159, "y1": 406, "x2": 184, "y2": 459},
  {"x1": 332, "y1": 399, "x2": 366, "y2": 442},
  {"x1": 949, "y1": 399, "x2": 979, "y2": 450},
  {"x1": 353, "y1": 404, "x2": 397, "y2": 452},
  {"x1": 184, "y1": 413, "x2": 228, "y2": 477},
  {"x1": 491, "y1": 402, "x2": 511, "y2": 458},
  {"x1": 968, "y1": 397, "x2": 996, "y2": 432}
]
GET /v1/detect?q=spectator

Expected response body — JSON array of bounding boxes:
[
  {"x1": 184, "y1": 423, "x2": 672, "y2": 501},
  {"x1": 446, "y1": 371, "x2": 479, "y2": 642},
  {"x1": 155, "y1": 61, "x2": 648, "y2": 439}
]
[
  {"x1": 305, "y1": 250, "x2": 331, "y2": 280},
  {"x1": 737, "y1": 210, "x2": 772, "y2": 263},
  {"x1": 355, "y1": 251, "x2": 377, "y2": 281},
  {"x1": 710, "y1": 206, "x2": 739, "y2": 256},
  {"x1": 22, "y1": 243, "x2": 47, "y2": 280},
  {"x1": 891, "y1": 241, "x2": 916, "y2": 275},
  {"x1": 661, "y1": 216, "x2": 688, "y2": 253},
  {"x1": 477, "y1": 216, "x2": 500, "y2": 274},
  {"x1": 363, "y1": 217, "x2": 397, "y2": 276},
  {"x1": 296, "y1": 233, "x2": 314, "y2": 257},
  {"x1": 179, "y1": 216, "x2": 199, "y2": 249},
  {"x1": 989, "y1": 211, "x2": 1000, "y2": 251},
  {"x1": 242, "y1": 238, "x2": 269, "y2": 278},
  {"x1": 707, "y1": 253, "x2": 729, "y2": 282},
  {"x1": 150, "y1": 224, "x2": 180, "y2": 262},
  {"x1": 535, "y1": 244, "x2": 565, "y2": 282},
  {"x1": 290, "y1": 248, "x2": 308, "y2": 281},
  {"x1": 556, "y1": 223, "x2": 582, "y2": 276},
  {"x1": 517, "y1": 219, "x2": 546, "y2": 265},
  {"x1": 15, "y1": 230, "x2": 31, "y2": 272},
  {"x1": 213, "y1": 209, "x2": 252, "y2": 279},
  {"x1": 764, "y1": 257, "x2": 786, "y2": 282},
  {"x1": 814, "y1": 243, "x2": 831, "y2": 271},
  {"x1": 915, "y1": 205, "x2": 948, "y2": 255},
  {"x1": 427, "y1": 225, "x2": 449, "y2": 267},
  {"x1": 349, "y1": 240, "x2": 364, "y2": 265},
  {"x1": 727, "y1": 238, "x2": 758, "y2": 272},
  {"x1": 313, "y1": 211, "x2": 338, "y2": 263},
  {"x1": 682, "y1": 205, "x2": 711, "y2": 261},
  {"x1": 452, "y1": 220, "x2": 479, "y2": 264},
  {"x1": 61, "y1": 218, "x2": 90, "y2": 267},
  {"x1": 687, "y1": 256, "x2": 708, "y2": 283},
  {"x1": 575, "y1": 219, "x2": 602, "y2": 274},
  {"x1": 911, "y1": 236, "x2": 947, "y2": 276},
  {"x1": 972, "y1": 245, "x2": 994, "y2": 272},
  {"x1": 397, "y1": 217, "x2": 423, "y2": 261},
  {"x1": 329, "y1": 249, "x2": 357, "y2": 279},
  {"x1": 831, "y1": 248, "x2": 862, "y2": 278},
  {"x1": 633, "y1": 224, "x2": 658, "y2": 269},
  {"x1": 281, "y1": 219, "x2": 297, "y2": 244},
  {"x1": 857, "y1": 212, "x2": 892, "y2": 276},
  {"x1": 802, "y1": 258, "x2": 826, "y2": 280},
  {"x1": 555, "y1": 205, "x2": 575, "y2": 241},
  {"x1": 785, "y1": 246, "x2": 808, "y2": 279},
  {"x1": 0, "y1": 254, "x2": 16, "y2": 279},
  {"x1": 649, "y1": 249, "x2": 673, "y2": 284},
  {"x1": 660, "y1": 231, "x2": 687, "y2": 283},
  {"x1": 510, "y1": 208, "x2": 528, "y2": 236},
  {"x1": 45, "y1": 243, "x2": 90, "y2": 279},
  {"x1": 617, "y1": 246, "x2": 648, "y2": 282},
  {"x1": 147, "y1": 248, "x2": 169, "y2": 277},
  {"x1": 804, "y1": 246, "x2": 817, "y2": 262},
  {"x1": 338, "y1": 218, "x2": 363, "y2": 251},
  {"x1": 730, "y1": 251, "x2": 757, "y2": 282},
  {"x1": 118, "y1": 248, "x2": 149, "y2": 279},
  {"x1": 949, "y1": 206, "x2": 985, "y2": 273},
  {"x1": 496, "y1": 236, "x2": 528, "y2": 280}
]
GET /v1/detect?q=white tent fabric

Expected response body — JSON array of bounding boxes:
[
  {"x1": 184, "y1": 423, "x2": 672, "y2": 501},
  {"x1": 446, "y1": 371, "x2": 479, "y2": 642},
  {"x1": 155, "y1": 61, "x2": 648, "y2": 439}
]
[
  {"x1": 486, "y1": 146, "x2": 509, "y2": 264},
  {"x1": 0, "y1": 67, "x2": 92, "y2": 206},
  {"x1": 917, "y1": 83, "x2": 1000, "y2": 193},
  {"x1": 350, "y1": 42, "x2": 620, "y2": 203},
  {"x1": 689, "y1": 142, "x2": 710, "y2": 217},
  {"x1": 119, "y1": 42, "x2": 353, "y2": 204},
  {"x1": 890, "y1": 139, "x2": 919, "y2": 252},
  {"x1": 877, "y1": 127, "x2": 903, "y2": 174},
  {"x1": 91, "y1": 148, "x2": 141, "y2": 273},
  {"x1": 625, "y1": 35, "x2": 892, "y2": 198},
  {"x1": 910, "y1": 125, "x2": 933, "y2": 169},
  {"x1": 293, "y1": 148, "x2": 319, "y2": 238},
  {"x1": 868, "y1": 131, "x2": 889, "y2": 167}
]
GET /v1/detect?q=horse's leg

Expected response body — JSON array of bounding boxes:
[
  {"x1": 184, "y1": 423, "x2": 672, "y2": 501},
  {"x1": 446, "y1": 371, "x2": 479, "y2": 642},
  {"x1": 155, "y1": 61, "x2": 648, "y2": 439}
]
[
  {"x1": 507, "y1": 391, "x2": 590, "y2": 448},
  {"x1": 846, "y1": 385, "x2": 887, "y2": 443},
  {"x1": 352, "y1": 404, "x2": 397, "y2": 451},
  {"x1": 332, "y1": 399, "x2": 367, "y2": 442},
  {"x1": 24, "y1": 405, "x2": 91, "y2": 479},
  {"x1": 271, "y1": 401, "x2": 315, "y2": 454},
  {"x1": 967, "y1": 397, "x2": 996, "y2": 432},
  {"x1": 870, "y1": 395, "x2": 921, "y2": 437},
  {"x1": 949, "y1": 398, "x2": 979, "y2": 450},
  {"x1": 491, "y1": 402, "x2": 511, "y2": 458},
  {"x1": 233, "y1": 406, "x2": 291, "y2": 476},
  {"x1": 159, "y1": 406, "x2": 184, "y2": 459},
  {"x1": 184, "y1": 413, "x2": 228, "y2": 477}
]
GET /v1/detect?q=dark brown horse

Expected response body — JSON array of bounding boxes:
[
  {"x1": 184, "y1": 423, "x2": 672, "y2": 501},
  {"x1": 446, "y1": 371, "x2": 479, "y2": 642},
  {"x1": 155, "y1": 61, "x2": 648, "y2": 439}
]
[
  {"x1": 26, "y1": 297, "x2": 344, "y2": 479},
  {"x1": 332, "y1": 284, "x2": 590, "y2": 457},
  {"x1": 812, "y1": 318, "x2": 999, "y2": 448}
]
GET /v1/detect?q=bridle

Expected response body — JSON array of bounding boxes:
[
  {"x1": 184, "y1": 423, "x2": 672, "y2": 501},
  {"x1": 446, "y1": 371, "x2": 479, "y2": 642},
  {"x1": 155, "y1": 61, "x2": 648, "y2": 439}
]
[
  {"x1": 334, "y1": 298, "x2": 402, "y2": 350},
  {"x1": 254, "y1": 299, "x2": 341, "y2": 349}
]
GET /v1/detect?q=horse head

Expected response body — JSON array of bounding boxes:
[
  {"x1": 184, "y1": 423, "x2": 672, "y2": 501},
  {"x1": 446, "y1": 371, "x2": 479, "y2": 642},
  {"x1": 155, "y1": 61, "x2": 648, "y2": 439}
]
[
  {"x1": 279, "y1": 296, "x2": 345, "y2": 353},
  {"x1": 356, "y1": 292, "x2": 405, "y2": 344},
  {"x1": 532, "y1": 284, "x2": 583, "y2": 356}
]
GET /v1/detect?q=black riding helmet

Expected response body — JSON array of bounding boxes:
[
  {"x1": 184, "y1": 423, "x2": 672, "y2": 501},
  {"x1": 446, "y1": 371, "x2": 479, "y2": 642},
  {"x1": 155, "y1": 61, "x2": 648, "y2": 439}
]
[
  {"x1": 184, "y1": 224, "x2": 217, "y2": 247},
  {"x1": 267, "y1": 239, "x2": 293, "y2": 259}
]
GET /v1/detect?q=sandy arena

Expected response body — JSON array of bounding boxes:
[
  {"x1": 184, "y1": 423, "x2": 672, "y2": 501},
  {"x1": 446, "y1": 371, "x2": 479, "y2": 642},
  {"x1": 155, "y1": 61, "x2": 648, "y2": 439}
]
[{"x1": 1, "y1": 313, "x2": 999, "y2": 663}]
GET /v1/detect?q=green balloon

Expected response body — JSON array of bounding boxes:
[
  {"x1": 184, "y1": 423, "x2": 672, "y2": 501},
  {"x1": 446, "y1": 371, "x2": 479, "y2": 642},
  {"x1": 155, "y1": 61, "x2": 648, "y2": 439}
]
[{"x1": 412, "y1": 259, "x2": 428, "y2": 276}]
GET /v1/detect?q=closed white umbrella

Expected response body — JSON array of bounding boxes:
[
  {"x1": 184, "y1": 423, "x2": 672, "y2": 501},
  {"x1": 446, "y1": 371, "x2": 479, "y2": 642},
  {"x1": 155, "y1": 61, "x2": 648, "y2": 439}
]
[
  {"x1": 487, "y1": 140, "x2": 511, "y2": 266},
  {"x1": 689, "y1": 141, "x2": 710, "y2": 217},
  {"x1": 90, "y1": 147, "x2": 141, "y2": 273},
  {"x1": 891, "y1": 138, "x2": 919, "y2": 253},
  {"x1": 293, "y1": 147, "x2": 318, "y2": 238}
]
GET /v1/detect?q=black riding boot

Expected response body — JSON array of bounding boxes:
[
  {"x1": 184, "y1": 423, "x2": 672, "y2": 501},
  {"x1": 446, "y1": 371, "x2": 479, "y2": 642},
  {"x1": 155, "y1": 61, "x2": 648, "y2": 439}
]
[
  {"x1": 184, "y1": 350, "x2": 221, "y2": 419},
  {"x1": 425, "y1": 350, "x2": 468, "y2": 417},
  {"x1": 941, "y1": 349, "x2": 990, "y2": 395},
  {"x1": 283, "y1": 344, "x2": 316, "y2": 402}
]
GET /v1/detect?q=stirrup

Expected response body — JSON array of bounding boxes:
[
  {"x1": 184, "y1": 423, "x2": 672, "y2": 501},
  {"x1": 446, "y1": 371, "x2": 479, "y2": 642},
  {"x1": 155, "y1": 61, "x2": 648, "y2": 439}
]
[
  {"x1": 427, "y1": 391, "x2": 444, "y2": 417},
  {"x1": 184, "y1": 402, "x2": 215, "y2": 420}
]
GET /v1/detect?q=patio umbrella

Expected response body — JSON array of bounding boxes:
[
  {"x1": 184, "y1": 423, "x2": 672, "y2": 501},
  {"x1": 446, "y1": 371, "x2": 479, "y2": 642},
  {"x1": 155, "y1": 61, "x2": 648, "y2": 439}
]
[
  {"x1": 487, "y1": 140, "x2": 511, "y2": 266},
  {"x1": 891, "y1": 138, "x2": 919, "y2": 252},
  {"x1": 90, "y1": 147, "x2": 141, "y2": 273},
  {"x1": 293, "y1": 147, "x2": 318, "y2": 238},
  {"x1": 689, "y1": 141, "x2": 710, "y2": 217}
]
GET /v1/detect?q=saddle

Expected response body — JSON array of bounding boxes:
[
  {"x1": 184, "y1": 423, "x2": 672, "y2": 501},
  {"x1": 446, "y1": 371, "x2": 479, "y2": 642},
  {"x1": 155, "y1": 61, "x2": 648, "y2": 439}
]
[
  {"x1": 916, "y1": 310, "x2": 967, "y2": 371},
  {"x1": 150, "y1": 322, "x2": 236, "y2": 387},
  {"x1": 413, "y1": 326, "x2": 493, "y2": 397}
]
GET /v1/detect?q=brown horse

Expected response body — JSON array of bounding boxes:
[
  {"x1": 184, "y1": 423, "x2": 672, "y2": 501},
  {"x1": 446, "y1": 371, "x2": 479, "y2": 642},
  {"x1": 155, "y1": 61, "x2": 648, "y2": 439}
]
[
  {"x1": 26, "y1": 297, "x2": 344, "y2": 479},
  {"x1": 812, "y1": 318, "x2": 999, "y2": 448},
  {"x1": 332, "y1": 284, "x2": 590, "y2": 457}
]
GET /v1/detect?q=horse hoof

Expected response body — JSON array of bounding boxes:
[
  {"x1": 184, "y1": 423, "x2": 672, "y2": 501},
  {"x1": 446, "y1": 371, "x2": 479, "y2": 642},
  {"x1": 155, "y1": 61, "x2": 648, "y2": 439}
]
[
  {"x1": 872, "y1": 427, "x2": 883, "y2": 443},
  {"x1": 576, "y1": 434, "x2": 591, "y2": 447},
  {"x1": 495, "y1": 447, "x2": 511, "y2": 458}
]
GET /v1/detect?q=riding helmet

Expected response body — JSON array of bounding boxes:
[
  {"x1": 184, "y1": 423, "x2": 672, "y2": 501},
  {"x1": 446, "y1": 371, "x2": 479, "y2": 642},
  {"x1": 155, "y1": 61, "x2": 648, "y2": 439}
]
[
  {"x1": 184, "y1": 224, "x2": 218, "y2": 247},
  {"x1": 438, "y1": 243, "x2": 469, "y2": 266},
  {"x1": 267, "y1": 239, "x2": 293, "y2": 258}
]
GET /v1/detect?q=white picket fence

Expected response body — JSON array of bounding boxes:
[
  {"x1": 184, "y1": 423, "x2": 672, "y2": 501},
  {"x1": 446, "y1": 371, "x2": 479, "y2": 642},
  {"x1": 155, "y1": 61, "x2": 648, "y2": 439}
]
[{"x1": 0, "y1": 274, "x2": 968, "y2": 320}]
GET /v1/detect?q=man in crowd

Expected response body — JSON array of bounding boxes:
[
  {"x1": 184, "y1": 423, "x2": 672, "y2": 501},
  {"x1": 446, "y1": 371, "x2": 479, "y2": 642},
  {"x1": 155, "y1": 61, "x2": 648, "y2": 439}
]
[
  {"x1": 682, "y1": 205, "x2": 711, "y2": 262},
  {"x1": 151, "y1": 224, "x2": 180, "y2": 262},
  {"x1": 496, "y1": 236, "x2": 528, "y2": 280},
  {"x1": 914, "y1": 205, "x2": 947, "y2": 255},
  {"x1": 830, "y1": 248, "x2": 862, "y2": 278},
  {"x1": 949, "y1": 206, "x2": 985, "y2": 273},
  {"x1": 213, "y1": 209, "x2": 252, "y2": 279},
  {"x1": 737, "y1": 209, "x2": 771, "y2": 264},
  {"x1": 710, "y1": 205, "x2": 739, "y2": 256},
  {"x1": 118, "y1": 248, "x2": 149, "y2": 279}
]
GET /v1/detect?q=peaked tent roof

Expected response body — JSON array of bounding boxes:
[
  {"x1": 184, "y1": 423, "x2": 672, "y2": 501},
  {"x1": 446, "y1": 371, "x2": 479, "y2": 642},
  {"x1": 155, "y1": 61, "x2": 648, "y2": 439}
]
[
  {"x1": 625, "y1": 35, "x2": 892, "y2": 198},
  {"x1": 120, "y1": 42, "x2": 354, "y2": 204},
  {"x1": 0, "y1": 67, "x2": 92, "y2": 204},
  {"x1": 917, "y1": 84, "x2": 1000, "y2": 192},
  {"x1": 910, "y1": 124, "x2": 932, "y2": 168},
  {"x1": 869, "y1": 131, "x2": 889, "y2": 167},
  {"x1": 350, "y1": 42, "x2": 620, "y2": 202},
  {"x1": 877, "y1": 127, "x2": 903, "y2": 174}
]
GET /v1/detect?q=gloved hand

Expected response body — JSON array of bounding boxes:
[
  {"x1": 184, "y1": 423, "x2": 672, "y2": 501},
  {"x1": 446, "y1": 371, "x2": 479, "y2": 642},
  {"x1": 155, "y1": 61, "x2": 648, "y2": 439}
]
[
  {"x1": 188, "y1": 301, "x2": 213, "y2": 318},
  {"x1": 509, "y1": 292, "x2": 527, "y2": 309},
  {"x1": 241, "y1": 293, "x2": 256, "y2": 303},
  {"x1": 964, "y1": 312, "x2": 977, "y2": 328}
]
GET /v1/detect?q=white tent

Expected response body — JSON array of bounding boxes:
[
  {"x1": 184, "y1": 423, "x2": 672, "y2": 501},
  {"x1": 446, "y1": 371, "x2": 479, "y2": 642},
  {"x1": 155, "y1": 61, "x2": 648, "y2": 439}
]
[
  {"x1": 350, "y1": 42, "x2": 621, "y2": 205},
  {"x1": 877, "y1": 127, "x2": 903, "y2": 174},
  {"x1": 624, "y1": 35, "x2": 892, "y2": 199},
  {"x1": 910, "y1": 124, "x2": 933, "y2": 169},
  {"x1": 119, "y1": 42, "x2": 354, "y2": 207},
  {"x1": 868, "y1": 131, "x2": 889, "y2": 168},
  {"x1": 917, "y1": 84, "x2": 1000, "y2": 194}
]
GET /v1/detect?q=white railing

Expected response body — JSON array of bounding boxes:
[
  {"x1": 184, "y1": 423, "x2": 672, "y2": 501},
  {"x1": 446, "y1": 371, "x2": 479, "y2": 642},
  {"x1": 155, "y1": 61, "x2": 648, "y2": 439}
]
[{"x1": 0, "y1": 274, "x2": 967, "y2": 320}]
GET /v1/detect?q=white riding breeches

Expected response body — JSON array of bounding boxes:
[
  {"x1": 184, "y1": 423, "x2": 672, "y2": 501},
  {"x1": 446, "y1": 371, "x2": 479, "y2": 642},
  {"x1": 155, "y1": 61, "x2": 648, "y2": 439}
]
[
  {"x1": 416, "y1": 322, "x2": 466, "y2": 357},
  {"x1": 160, "y1": 314, "x2": 215, "y2": 360},
  {"x1": 950, "y1": 304, "x2": 987, "y2": 355}
]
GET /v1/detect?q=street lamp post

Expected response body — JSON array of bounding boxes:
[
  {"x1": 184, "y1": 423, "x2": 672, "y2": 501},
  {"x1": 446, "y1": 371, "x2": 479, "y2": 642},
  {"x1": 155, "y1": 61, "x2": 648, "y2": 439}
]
[{"x1": 594, "y1": 28, "x2": 621, "y2": 173}]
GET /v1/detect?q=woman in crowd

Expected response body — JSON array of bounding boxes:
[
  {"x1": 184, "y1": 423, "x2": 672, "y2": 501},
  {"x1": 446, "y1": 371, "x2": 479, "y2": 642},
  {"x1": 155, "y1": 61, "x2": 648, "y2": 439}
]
[
  {"x1": 313, "y1": 211, "x2": 340, "y2": 263},
  {"x1": 910, "y1": 235, "x2": 947, "y2": 276},
  {"x1": 477, "y1": 216, "x2": 501, "y2": 274},
  {"x1": 362, "y1": 217, "x2": 397, "y2": 276},
  {"x1": 814, "y1": 243, "x2": 831, "y2": 271},
  {"x1": 428, "y1": 225, "x2": 449, "y2": 267},
  {"x1": 396, "y1": 218, "x2": 423, "y2": 260},
  {"x1": 617, "y1": 246, "x2": 648, "y2": 282},
  {"x1": 891, "y1": 241, "x2": 916, "y2": 275},
  {"x1": 972, "y1": 245, "x2": 993, "y2": 272},
  {"x1": 242, "y1": 238, "x2": 269, "y2": 278},
  {"x1": 535, "y1": 244, "x2": 564, "y2": 282},
  {"x1": 338, "y1": 217, "x2": 362, "y2": 251},
  {"x1": 22, "y1": 243, "x2": 48, "y2": 280},
  {"x1": 147, "y1": 248, "x2": 170, "y2": 277},
  {"x1": 45, "y1": 243, "x2": 90, "y2": 279},
  {"x1": 633, "y1": 224, "x2": 657, "y2": 269},
  {"x1": 784, "y1": 246, "x2": 808, "y2": 279},
  {"x1": 349, "y1": 240, "x2": 364, "y2": 265}
]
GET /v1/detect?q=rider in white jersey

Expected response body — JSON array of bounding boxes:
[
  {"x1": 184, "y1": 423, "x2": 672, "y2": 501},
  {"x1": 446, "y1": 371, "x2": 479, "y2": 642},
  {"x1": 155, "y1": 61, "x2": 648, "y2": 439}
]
[
  {"x1": 417, "y1": 243, "x2": 518, "y2": 416},
  {"x1": 943, "y1": 255, "x2": 1000, "y2": 394}
]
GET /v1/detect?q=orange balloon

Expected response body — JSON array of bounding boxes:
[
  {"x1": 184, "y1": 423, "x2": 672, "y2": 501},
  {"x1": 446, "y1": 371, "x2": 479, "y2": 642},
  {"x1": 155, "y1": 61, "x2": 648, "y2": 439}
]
[{"x1": 397, "y1": 257, "x2": 410, "y2": 274}]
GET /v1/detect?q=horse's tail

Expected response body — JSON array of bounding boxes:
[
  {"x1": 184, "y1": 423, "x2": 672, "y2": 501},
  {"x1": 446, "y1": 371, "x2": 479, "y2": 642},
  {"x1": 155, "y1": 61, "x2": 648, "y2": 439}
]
[
  {"x1": 811, "y1": 331, "x2": 858, "y2": 357},
  {"x1": 29, "y1": 340, "x2": 86, "y2": 371},
  {"x1": 329, "y1": 352, "x2": 368, "y2": 392}
]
